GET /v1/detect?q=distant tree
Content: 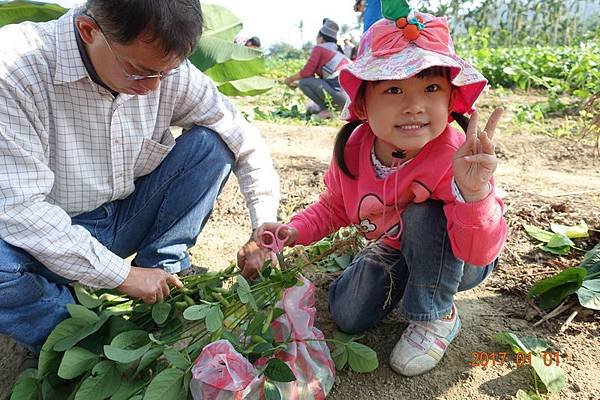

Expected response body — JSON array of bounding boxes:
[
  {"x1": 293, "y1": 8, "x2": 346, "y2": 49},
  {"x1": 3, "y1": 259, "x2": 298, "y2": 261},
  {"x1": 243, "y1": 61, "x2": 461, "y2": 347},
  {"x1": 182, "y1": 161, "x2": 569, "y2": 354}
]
[
  {"x1": 268, "y1": 42, "x2": 307, "y2": 59},
  {"x1": 301, "y1": 41, "x2": 313, "y2": 53}
]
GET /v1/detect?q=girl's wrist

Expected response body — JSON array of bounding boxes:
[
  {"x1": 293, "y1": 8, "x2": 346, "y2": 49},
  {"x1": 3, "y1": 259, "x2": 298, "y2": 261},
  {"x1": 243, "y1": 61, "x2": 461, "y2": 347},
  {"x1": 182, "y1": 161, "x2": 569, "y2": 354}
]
[{"x1": 461, "y1": 184, "x2": 491, "y2": 202}]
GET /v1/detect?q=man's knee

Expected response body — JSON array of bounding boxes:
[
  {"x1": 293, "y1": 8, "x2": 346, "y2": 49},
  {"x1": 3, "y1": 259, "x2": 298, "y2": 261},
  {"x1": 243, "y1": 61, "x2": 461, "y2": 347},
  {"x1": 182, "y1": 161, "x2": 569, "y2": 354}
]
[{"x1": 178, "y1": 126, "x2": 234, "y2": 173}]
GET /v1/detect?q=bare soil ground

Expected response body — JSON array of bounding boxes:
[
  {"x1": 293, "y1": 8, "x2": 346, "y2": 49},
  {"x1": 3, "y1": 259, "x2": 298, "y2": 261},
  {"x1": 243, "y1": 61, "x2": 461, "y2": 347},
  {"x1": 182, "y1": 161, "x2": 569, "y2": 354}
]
[{"x1": 2, "y1": 103, "x2": 600, "y2": 399}]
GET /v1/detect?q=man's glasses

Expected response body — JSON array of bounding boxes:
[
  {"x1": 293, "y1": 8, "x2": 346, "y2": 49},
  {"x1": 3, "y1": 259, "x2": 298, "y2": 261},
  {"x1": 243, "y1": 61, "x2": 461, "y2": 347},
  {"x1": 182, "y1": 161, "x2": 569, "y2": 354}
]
[{"x1": 87, "y1": 15, "x2": 179, "y2": 81}]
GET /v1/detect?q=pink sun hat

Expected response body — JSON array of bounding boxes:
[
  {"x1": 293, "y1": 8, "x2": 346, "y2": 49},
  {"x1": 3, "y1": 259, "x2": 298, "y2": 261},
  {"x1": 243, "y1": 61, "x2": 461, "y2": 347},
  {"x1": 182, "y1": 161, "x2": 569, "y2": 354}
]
[{"x1": 340, "y1": 1, "x2": 487, "y2": 121}]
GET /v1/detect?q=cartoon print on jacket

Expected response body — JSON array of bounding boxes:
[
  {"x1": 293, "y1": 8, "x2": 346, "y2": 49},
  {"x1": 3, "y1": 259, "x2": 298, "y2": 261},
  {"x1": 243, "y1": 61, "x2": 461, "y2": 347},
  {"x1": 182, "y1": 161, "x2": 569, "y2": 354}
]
[{"x1": 356, "y1": 181, "x2": 433, "y2": 241}]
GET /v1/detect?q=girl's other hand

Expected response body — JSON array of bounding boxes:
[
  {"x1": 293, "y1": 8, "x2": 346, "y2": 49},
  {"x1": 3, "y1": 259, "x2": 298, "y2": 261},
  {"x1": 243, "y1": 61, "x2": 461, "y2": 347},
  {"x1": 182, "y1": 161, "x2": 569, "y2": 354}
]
[
  {"x1": 254, "y1": 223, "x2": 298, "y2": 248},
  {"x1": 453, "y1": 108, "x2": 503, "y2": 202}
]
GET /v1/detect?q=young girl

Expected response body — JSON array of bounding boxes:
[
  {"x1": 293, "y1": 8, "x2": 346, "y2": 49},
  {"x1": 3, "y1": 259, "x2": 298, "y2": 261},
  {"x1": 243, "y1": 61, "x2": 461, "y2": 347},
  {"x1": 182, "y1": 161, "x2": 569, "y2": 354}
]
[
  {"x1": 283, "y1": 18, "x2": 351, "y2": 119},
  {"x1": 255, "y1": 0, "x2": 507, "y2": 376}
]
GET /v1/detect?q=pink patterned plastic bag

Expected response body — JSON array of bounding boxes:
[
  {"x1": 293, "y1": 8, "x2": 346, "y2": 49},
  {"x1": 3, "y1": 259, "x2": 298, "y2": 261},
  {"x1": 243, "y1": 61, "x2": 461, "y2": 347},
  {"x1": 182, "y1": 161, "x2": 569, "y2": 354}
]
[{"x1": 190, "y1": 276, "x2": 335, "y2": 399}]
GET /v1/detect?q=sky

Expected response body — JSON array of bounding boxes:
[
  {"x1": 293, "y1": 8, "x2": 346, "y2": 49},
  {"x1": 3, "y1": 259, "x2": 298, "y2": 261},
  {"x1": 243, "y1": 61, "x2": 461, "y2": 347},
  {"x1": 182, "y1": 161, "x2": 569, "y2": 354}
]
[{"x1": 53, "y1": 0, "x2": 364, "y2": 49}]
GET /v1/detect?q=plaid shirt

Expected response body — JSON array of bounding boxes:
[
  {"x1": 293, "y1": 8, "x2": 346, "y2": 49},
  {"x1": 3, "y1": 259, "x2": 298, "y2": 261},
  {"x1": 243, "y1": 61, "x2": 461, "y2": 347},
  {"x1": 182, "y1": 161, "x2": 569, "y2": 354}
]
[{"x1": 0, "y1": 9, "x2": 279, "y2": 288}]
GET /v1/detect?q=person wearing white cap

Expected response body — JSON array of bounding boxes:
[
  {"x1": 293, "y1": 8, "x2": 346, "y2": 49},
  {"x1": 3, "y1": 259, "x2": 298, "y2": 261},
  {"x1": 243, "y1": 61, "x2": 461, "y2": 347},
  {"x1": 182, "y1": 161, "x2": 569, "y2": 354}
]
[{"x1": 283, "y1": 18, "x2": 351, "y2": 119}]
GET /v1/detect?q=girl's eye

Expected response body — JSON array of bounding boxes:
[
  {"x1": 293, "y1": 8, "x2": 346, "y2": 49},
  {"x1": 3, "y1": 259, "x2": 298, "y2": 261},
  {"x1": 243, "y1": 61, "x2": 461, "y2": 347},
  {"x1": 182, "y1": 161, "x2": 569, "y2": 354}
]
[
  {"x1": 385, "y1": 87, "x2": 403, "y2": 94},
  {"x1": 425, "y1": 84, "x2": 441, "y2": 92}
]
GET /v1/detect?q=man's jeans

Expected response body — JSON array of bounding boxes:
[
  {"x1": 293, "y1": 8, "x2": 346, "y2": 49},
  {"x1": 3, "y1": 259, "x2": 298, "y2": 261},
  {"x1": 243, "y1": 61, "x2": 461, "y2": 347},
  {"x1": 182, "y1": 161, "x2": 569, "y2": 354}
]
[
  {"x1": 329, "y1": 201, "x2": 497, "y2": 334},
  {"x1": 0, "y1": 126, "x2": 234, "y2": 351}
]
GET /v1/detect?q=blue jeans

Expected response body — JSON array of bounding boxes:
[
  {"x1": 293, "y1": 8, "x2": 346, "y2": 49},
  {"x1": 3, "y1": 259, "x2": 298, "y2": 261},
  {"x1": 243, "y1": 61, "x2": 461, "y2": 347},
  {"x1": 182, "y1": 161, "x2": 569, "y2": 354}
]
[
  {"x1": 329, "y1": 201, "x2": 497, "y2": 334},
  {"x1": 0, "y1": 126, "x2": 234, "y2": 351}
]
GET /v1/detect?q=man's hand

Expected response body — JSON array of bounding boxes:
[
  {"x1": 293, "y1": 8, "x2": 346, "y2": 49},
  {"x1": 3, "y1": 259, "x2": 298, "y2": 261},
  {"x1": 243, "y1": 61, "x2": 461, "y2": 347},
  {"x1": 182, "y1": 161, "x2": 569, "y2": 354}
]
[
  {"x1": 117, "y1": 266, "x2": 183, "y2": 304},
  {"x1": 237, "y1": 235, "x2": 273, "y2": 280}
]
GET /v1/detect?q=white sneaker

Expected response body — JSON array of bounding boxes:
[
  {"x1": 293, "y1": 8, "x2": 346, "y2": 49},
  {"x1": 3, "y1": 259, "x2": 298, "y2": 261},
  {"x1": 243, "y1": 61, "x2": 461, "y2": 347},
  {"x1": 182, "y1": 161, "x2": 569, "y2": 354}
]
[{"x1": 389, "y1": 304, "x2": 461, "y2": 376}]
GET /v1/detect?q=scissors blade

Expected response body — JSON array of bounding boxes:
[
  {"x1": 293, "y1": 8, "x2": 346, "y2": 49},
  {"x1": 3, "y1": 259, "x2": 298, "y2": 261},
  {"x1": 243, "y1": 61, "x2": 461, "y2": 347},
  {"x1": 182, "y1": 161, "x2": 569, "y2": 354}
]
[{"x1": 276, "y1": 252, "x2": 287, "y2": 270}]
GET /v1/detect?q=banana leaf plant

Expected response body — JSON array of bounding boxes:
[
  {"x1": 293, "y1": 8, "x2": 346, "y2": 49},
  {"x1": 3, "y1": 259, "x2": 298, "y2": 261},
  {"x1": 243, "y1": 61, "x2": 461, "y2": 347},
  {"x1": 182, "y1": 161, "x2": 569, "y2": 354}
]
[{"x1": 0, "y1": 1, "x2": 273, "y2": 96}]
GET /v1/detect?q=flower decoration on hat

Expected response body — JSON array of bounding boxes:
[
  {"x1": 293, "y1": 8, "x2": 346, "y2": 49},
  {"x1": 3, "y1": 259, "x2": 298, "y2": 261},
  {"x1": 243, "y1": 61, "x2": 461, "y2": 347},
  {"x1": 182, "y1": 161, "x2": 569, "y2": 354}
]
[
  {"x1": 383, "y1": 0, "x2": 423, "y2": 41},
  {"x1": 370, "y1": 0, "x2": 453, "y2": 57}
]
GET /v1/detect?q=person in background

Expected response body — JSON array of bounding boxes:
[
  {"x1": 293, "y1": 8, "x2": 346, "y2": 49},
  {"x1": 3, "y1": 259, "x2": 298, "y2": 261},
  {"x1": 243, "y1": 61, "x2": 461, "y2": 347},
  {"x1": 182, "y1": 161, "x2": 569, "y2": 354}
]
[
  {"x1": 244, "y1": 36, "x2": 261, "y2": 49},
  {"x1": 354, "y1": 0, "x2": 383, "y2": 32},
  {"x1": 283, "y1": 18, "x2": 351, "y2": 120},
  {"x1": 258, "y1": 0, "x2": 507, "y2": 377},
  {"x1": 0, "y1": 0, "x2": 279, "y2": 353},
  {"x1": 341, "y1": 33, "x2": 356, "y2": 60}
]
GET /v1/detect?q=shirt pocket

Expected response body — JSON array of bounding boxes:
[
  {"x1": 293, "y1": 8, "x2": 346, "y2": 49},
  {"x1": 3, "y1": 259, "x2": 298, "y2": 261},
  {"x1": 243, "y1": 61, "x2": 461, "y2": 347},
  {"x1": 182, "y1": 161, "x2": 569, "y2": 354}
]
[{"x1": 133, "y1": 136, "x2": 174, "y2": 178}]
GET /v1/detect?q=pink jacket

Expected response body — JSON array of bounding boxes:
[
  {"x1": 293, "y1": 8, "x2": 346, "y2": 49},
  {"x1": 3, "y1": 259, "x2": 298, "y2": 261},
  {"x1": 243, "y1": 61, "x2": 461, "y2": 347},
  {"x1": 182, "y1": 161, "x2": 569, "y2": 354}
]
[
  {"x1": 300, "y1": 43, "x2": 351, "y2": 79},
  {"x1": 288, "y1": 123, "x2": 507, "y2": 266}
]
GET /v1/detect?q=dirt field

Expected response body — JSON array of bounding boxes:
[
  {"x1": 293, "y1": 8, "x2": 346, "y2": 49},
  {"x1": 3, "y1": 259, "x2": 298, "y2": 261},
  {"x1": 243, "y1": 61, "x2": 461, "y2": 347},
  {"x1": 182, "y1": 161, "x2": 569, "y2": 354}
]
[{"x1": 2, "y1": 101, "x2": 599, "y2": 399}]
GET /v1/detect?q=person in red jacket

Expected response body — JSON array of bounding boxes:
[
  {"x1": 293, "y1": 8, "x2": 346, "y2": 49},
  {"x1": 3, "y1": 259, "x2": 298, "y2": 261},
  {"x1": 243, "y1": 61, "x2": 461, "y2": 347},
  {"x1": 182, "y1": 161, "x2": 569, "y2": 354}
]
[
  {"x1": 283, "y1": 18, "x2": 351, "y2": 119},
  {"x1": 255, "y1": 0, "x2": 507, "y2": 377}
]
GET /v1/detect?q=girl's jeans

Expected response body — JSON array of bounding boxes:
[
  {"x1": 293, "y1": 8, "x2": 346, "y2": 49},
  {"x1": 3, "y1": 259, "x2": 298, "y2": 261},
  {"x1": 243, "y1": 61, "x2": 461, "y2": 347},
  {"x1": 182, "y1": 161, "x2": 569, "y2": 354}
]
[
  {"x1": 298, "y1": 77, "x2": 347, "y2": 111},
  {"x1": 0, "y1": 126, "x2": 234, "y2": 351},
  {"x1": 329, "y1": 201, "x2": 497, "y2": 334}
]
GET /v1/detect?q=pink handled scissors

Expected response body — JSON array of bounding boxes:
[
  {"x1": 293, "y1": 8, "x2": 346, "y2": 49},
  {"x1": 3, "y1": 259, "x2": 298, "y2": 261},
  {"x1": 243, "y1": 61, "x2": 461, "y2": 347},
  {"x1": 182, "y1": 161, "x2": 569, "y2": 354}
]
[{"x1": 259, "y1": 226, "x2": 289, "y2": 268}]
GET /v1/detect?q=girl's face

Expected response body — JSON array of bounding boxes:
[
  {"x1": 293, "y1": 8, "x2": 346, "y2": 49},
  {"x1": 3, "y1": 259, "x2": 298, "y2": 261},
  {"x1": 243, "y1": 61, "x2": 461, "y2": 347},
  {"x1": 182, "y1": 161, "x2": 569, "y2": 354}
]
[{"x1": 357, "y1": 75, "x2": 454, "y2": 163}]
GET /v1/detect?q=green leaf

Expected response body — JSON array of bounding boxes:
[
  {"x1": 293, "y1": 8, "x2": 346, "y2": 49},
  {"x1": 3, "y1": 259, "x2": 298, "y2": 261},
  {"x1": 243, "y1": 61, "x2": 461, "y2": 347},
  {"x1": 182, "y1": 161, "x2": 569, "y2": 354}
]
[
  {"x1": 263, "y1": 381, "x2": 282, "y2": 400},
  {"x1": 333, "y1": 330, "x2": 358, "y2": 343},
  {"x1": 9, "y1": 376, "x2": 39, "y2": 400},
  {"x1": 110, "y1": 330, "x2": 149, "y2": 349},
  {"x1": 531, "y1": 354, "x2": 565, "y2": 393},
  {"x1": 143, "y1": 368, "x2": 185, "y2": 400},
  {"x1": 236, "y1": 275, "x2": 257, "y2": 310},
  {"x1": 576, "y1": 279, "x2": 600, "y2": 310},
  {"x1": 516, "y1": 389, "x2": 543, "y2": 400},
  {"x1": 134, "y1": 346, "x2": 164, "y2": 377},
  {"x1": 163, "y1": 348, "x2": 190, "y2": 370},
  {"x1": 190, "y1": 36, "x2": 255, "y2": 71},
  {"x1": 37, "y1": 348, "x2": 61, "y2": 379},
  {"x1": 494, "y1": 332, "x2": 530, "y2": 353},
  {"x1": 263, "y1": 358, "x2": 296, "y2": 382},
  {"x1": 579, "y1": 243, "x2": 600, "y2": 276},
  {"x1": 331, "y1": 345, "x2": 348, "y2": 370},
  {"x1": 333, "y1": 253, "x2": 352, "y2": 269},
  {"x1": 519, "y1": 337, "x2": 548, "y2": 355},
  {"x1": 73, "y1": 284, "x2": 102, "y2": 309},
  {"x1": 67, "y1": 304, "x2": 100, "y2": 324},
  {"x1": 201, "y1": 3, "x2": 242, "y2": 41},
  {"x1": 0, "y1": 1, "x2": 66, "y2": 27},
  {"x1": 74, "y1": 360, "x2": 120, "y2": 400},
  {"x1": 42, "y1": 318, "x2": 88, "y2": 352},
  {"x1": 216, "y1": 76, "x2": 274, "y2": 97},
  {"x1": 528, "y1": 268, "x2": 586, "y2": 309},
  {"x1": 541, "y1": 244, "x2": 571, "y2": 255},
  {"x1": 151, "y1": 302, "x2": 172, "y2": 325},
  {"x1": 550, "y1": 221, "x2": 589, "y2": 239},
  {"x1": 205, "y1": 305, "x2": 224, "y2": 332},
  {"x1": 158, "y1": 318, "x2": 183, "y2": 343},
  {"x1": 110, "y1": 379, "x2": 146, "y2": 400},
  {"x1": 53, "y1": 313, "x2": 111, "y2": 352},
  {"x1": 546, "y1": 233, "x2": 575, "y2": 249},
  {"x1": 182, "y1": 304, "x2": 211, "y2": 321},
  {"x1": 346, "y1": 342, "x2": 379, "y2": 373},
  {"x1": 58, "y1": 347, "x2": 100, "y2": 379},
  {"x1": 523, "y1": 224, "x2": 553, "y2": 242},
  {"x1": 107, "y1": 316, "x2": 140, "y2": 342},
  {"x1": 204, "y1": 55, "x2": 265, "y2": 83},
  {"x1": 104, "y1": 343, "x2": 151, "y2": 364}
]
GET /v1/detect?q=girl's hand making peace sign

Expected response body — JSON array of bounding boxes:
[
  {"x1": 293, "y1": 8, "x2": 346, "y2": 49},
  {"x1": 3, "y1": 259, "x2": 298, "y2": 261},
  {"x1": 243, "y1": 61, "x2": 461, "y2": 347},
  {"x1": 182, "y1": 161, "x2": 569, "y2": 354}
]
[{"x1": 453, "y1": 108, "x2": 503, "y2": 202}]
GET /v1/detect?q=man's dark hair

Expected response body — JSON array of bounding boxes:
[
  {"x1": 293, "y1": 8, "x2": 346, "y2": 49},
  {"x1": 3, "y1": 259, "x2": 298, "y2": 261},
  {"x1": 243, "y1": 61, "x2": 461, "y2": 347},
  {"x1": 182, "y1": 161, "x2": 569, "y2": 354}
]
[{"x1": 86, "y1": 0, "x2": 203, "y2": 58}]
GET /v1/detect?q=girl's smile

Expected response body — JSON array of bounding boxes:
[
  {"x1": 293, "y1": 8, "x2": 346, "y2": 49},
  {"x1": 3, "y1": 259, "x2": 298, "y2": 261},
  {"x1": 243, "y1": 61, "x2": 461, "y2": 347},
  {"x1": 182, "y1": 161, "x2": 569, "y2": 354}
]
[{"x1": 356, "y1": 75, "x2": 455, "y2": 165}]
